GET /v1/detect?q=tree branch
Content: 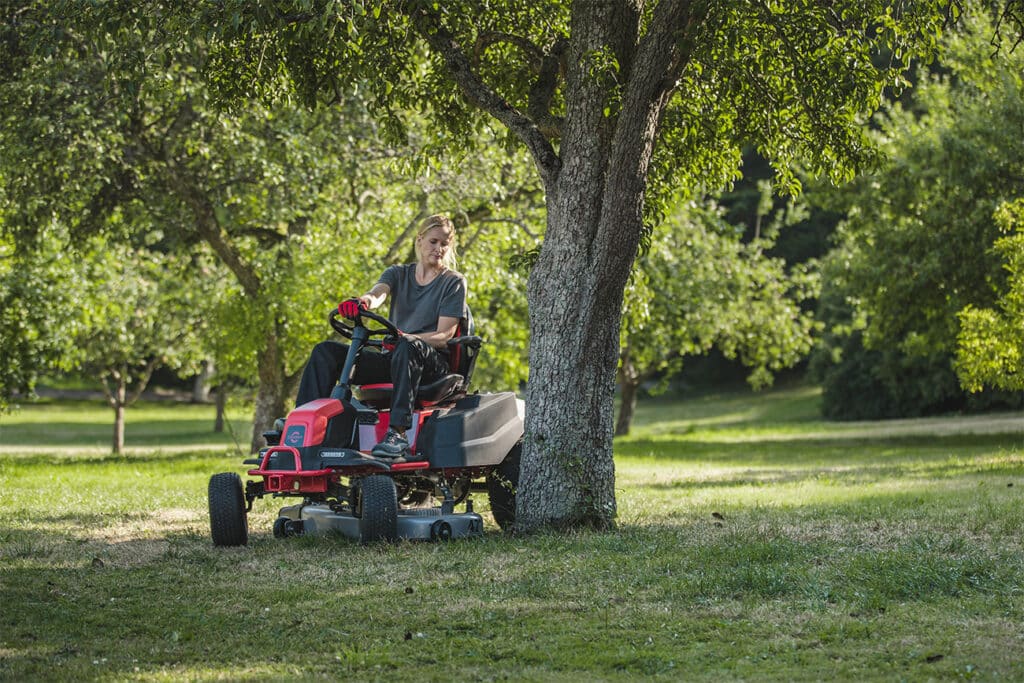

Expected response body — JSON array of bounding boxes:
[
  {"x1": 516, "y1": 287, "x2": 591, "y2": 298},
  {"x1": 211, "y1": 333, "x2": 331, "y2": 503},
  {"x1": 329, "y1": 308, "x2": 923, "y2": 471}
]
[
  {"x1": 125, "y1": 358, "x2": 159, "y2": 405},
  {"x1": 527, "y1": 37, "x2": 568, "y2": 139},
  {"x1": 473, "y1": 31, "x2": 544, "y2": 68},
  {"x1": 384, "y1": 193, "x2": 430, "y2": 264},
  {"x1": 995, "y1": 0, "x2": 1024, "y2": 52},
  {"x1": 472, "y1": 31, "x2": 566, "y2": 138},
  {"x1": 163, "y1": 166, "x2": 264, "y2": 297},
  {"x1": 595, "y1": 0, "x2": 709, "y2": 272},
  {"x1": 406, "y1": 5, "x2": 561, "y2": 189}
]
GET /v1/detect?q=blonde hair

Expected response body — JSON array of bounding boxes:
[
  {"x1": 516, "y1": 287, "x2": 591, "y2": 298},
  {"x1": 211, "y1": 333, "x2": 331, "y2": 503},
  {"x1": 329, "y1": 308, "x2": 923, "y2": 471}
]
[{"x1": 414, "y1": 214, "x2": 458, "y2": 270}]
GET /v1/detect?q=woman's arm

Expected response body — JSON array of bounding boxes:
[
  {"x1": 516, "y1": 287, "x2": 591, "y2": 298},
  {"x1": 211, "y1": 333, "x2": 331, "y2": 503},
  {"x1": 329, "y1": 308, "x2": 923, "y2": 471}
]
[
  {"x1": 358, "y1": 282, "x2": 390, "y2": 310},
  {"x1": 406, "y1": 315, "x2": 460, "y2": 350}
]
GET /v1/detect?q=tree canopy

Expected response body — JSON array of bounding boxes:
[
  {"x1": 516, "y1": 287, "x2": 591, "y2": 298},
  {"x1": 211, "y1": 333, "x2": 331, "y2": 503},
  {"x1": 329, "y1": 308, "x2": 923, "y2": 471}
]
[{"x1": 616, "y1": 195, "x2": 818, "y2": 435}]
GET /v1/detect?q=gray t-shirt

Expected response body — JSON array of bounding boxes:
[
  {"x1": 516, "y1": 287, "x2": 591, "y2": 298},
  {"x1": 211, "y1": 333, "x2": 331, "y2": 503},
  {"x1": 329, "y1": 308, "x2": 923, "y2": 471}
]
[{"x1": 378, "y1": 264, "x2": 468, "y2": 335}]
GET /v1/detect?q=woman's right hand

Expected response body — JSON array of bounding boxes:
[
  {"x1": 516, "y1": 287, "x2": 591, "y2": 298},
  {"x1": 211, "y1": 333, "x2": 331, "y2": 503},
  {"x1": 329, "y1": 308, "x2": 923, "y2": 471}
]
[{"x1": 338, "y1": 298, "x2": 364, "y2": 319}]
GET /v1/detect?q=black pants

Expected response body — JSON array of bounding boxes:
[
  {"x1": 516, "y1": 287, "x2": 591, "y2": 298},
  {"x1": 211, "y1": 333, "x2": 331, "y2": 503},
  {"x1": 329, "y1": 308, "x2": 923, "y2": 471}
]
[{"x1": 295, "y1": 337, "x2": 451, "y2": 430}]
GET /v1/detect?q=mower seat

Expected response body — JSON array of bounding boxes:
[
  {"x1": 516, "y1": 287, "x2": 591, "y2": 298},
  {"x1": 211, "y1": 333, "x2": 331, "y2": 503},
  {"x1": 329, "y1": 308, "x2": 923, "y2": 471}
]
[{"x1": 351, "y1": 311, "x2": 482, "y2": 409}]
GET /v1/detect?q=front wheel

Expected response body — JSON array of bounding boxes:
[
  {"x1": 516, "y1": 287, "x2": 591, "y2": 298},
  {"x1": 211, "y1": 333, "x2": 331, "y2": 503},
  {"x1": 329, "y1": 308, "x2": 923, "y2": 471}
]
[
  {"x1": 209, "y1": 472, "x2": 248, "y2": 546},
  {"x1": 356, "y1": 475, "x2": 398, "y2": 543},
  {"x1": 486, "y1": 441, "x2": 521, "y2": 531}
]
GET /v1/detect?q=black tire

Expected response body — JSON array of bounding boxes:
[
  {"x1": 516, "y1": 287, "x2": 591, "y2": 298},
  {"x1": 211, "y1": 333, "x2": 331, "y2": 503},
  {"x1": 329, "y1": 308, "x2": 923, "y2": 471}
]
[
  {"x1": 273, "y1": 516, "x2": 289, "y2": 539},
  {"x1": 209, "y1": 472, "x2": 248, "y2": 547},
  {"x1": 357, "y1": 475, "x2": 398, "y2": 543},
  {"x1": 273, "y1": 517, "x2": 304, "y2": 539},
  {"x1": 486, "y1": 441, "x2": 521, "y2": 531}
]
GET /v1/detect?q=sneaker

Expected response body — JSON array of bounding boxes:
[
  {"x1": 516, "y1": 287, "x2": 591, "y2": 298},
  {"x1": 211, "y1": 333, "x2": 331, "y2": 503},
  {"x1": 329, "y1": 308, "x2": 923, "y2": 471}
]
[{"x1": 371, "y1": 428, "x2": 410, "y2": 459}]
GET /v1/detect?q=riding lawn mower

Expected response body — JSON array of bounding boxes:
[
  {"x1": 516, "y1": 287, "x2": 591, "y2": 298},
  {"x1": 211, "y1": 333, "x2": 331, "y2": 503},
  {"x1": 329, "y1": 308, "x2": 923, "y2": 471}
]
[{"x1": 207, "y1": 308, "x2": 523, "y2": 544}]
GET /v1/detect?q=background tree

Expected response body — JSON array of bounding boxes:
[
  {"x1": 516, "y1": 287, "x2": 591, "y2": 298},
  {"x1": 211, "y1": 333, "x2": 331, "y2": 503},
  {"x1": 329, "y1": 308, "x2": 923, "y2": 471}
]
[
  {"x1": 616, "y1": 196, "x2": 818, "y2": 435},
  {"x1": 51, "y1": 237, "x2": 209, "y2": 453},
  {"x1": 956, "y1": 198, "x2": 1024, "y2": 391},
  {"x1": 0, "y1": 231, "x2": 74, "y2": 410},
  {"x1": 811, "y1": 8, "x2": 1024, "y2": 418}
]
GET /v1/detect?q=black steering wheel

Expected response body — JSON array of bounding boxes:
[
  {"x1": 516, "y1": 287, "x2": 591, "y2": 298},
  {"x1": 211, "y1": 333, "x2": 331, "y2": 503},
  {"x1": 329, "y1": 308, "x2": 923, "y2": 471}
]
[{"x1": 329, "y1": 308, "x2": 401, "y2": 345}]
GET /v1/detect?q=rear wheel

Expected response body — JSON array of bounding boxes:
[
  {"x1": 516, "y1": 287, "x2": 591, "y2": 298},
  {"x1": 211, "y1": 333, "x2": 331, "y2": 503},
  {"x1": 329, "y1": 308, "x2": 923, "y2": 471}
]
[
  {"x1": 486, "y1": 441, "x2": 521, "y2": 531},
  {"x1": 209, "y1": 472, "x2": 248, "y2": 546},
  {"x1": 357, "y1": 475, "x2": 398, "y2": 543}
]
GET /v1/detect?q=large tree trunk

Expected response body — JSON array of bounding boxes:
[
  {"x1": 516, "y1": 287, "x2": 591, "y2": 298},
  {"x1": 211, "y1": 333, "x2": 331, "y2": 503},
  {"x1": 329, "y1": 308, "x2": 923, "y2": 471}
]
[
  {"x1": 513, "y1": 1, "x2": 695, "y2": 532},
  {"x1": 518, "y1": 191, "x2": 641, "y2": 530},
  {"x1": 412, "y1": 0, "x2": 704, "y2": 532}
]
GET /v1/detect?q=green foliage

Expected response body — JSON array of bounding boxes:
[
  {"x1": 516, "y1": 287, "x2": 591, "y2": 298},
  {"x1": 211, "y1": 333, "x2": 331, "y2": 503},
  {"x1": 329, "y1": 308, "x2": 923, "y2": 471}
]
[
  {"x1": 0, "y1": 2, "x2": 539, "y2": 415},
  {"x1": 812, "y1": 8, "x2": 1024, "y2": 417},
  {"x1": 822, "y1": 9, "x2": 1024, "y2": 358},
  {"x1": 57, "y1": 237, "x2": 209, "y2": 399},
  {"x1": 816, "y1": 329, "x2": 1023, "y2": 421},
  {"x1": 621, "y1": 197, "x2": 819, "y2": 396},
  {"x1": 956, "y1": 198, "x2": 1024, "y2": 391},
  {"x1": 0, "y1": 233, "x2": 74, "y2": 409}
]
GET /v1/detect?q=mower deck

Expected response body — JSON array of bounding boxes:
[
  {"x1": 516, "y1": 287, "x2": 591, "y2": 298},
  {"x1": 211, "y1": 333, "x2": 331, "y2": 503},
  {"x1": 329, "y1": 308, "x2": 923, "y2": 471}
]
[{"x1": 276, "y1": 502, "x2": 485, "y2": 541}]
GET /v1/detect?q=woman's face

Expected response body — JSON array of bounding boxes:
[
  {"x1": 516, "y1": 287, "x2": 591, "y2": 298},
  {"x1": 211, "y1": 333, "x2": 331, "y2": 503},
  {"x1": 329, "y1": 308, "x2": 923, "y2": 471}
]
[{"x1": 418, "y1": 226, "x2": 453, "y2": 268}]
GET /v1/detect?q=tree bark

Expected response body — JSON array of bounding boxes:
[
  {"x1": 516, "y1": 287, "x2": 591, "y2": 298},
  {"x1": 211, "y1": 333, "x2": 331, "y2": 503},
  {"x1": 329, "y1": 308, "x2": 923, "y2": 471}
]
[
  {"x1": 616, "y1": 354, "x2": 640, "y2": 437},
  {"x1": 615, "y1": 380, "x2": 639, "y2": 437},
  {"x1": 192, "y1": 359, "x2": 214, "y2": 403},
  {"x1": 513, "y1": 1, "x2": 703, "y2": 532},
  {"x1": 112, "y1": 378, "x2": 126, "y2": 455},
  {"x1": 406, "y1": 0, "x2": 706, "y2": 531},
  {"x1": 214, "y1": 384, "x2": 227, "y2": 433},
  {"x1": 250, "y1": 329, "x2": 288, "y2": 452},
  {"x1": 161, "y1": 164, "x2": 292, "y2": 452}
]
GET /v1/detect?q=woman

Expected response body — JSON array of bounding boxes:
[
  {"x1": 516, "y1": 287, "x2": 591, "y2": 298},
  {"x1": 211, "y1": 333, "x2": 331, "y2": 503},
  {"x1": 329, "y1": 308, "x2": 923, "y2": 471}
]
[{"x1": 294, "y1": 214, "x2": 468, "y2": 459}]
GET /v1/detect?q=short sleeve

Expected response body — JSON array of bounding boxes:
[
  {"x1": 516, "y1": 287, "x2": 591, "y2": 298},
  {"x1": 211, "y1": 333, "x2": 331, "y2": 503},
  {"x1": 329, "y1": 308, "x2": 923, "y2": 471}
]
[
  {"x1": 377, "y1": 265, "x2": 401, "y2": 290},
  {"x1": 439, "y1": 274, "x2": 468, "y2": 320}
]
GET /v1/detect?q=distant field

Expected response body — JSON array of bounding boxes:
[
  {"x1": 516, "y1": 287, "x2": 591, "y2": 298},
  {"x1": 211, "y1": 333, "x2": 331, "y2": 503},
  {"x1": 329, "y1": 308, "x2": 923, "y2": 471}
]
[
  {"x1": 0, "y1": 399, "x2": 252, "y2": 454},
  {"x1": 2, "y1": 386, "x2": 1022, "y2": 681}
]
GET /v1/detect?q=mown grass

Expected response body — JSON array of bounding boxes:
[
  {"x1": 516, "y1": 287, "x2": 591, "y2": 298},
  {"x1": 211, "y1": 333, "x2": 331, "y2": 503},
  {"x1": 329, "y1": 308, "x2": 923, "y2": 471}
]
[{"x1": 1, "y1": 387, "x2": 1022, "y2": 681}]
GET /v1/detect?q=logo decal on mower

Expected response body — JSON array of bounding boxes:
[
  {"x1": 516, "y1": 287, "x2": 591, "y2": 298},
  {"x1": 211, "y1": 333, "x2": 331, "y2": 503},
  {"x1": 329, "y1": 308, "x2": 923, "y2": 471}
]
[{"x1": 285, "y1": 426, "x2": 306, "y2": 446}]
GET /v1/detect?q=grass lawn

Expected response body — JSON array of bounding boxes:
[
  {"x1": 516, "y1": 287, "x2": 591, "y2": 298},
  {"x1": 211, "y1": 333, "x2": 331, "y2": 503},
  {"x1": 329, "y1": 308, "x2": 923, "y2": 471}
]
[{"x1": 1, "y1": 387, "x2": 1022, "y2": 681}]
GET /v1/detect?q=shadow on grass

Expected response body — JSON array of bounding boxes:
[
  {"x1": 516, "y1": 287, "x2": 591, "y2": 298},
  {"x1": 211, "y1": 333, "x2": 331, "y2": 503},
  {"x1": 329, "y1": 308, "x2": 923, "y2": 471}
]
[
  {"x1": 3, "y1": 484, "x2": 1024, "y2": 680},
  {"x1": 635, "y1": 458, "x2": 1024, "y2": 492}
]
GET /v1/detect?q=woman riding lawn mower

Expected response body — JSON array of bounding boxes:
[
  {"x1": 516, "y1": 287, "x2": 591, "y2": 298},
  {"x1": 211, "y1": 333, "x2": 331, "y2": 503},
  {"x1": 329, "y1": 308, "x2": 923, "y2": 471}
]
[{"x1": 209, "y1": 214, "x2": 522, "y2": 544}]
